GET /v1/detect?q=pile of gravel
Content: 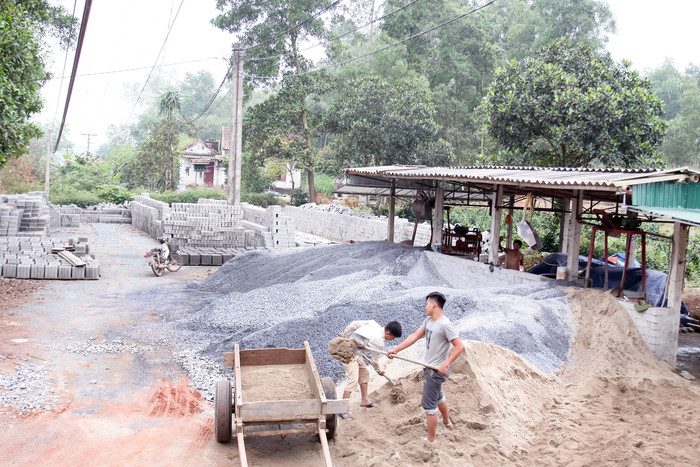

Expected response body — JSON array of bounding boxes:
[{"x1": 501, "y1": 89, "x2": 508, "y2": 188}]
[{"x1": 128, "y1": 242, "x2": 572, "y2": 400}]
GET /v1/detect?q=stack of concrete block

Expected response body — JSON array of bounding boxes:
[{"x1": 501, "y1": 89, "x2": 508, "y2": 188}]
[
  {"x1": 131, "y1": 195, "x2": 170, "y2": 238},
  {"x1": 1, "y1": 193, "x2": 50, "y2": 237},
  {"x1": 177, "y1": 246, "x2": 250, "y2": 266},
  {"x1": 51, "y1": 203, "x2": 132, "y2": 226},
  {"x1": 283, "y1": 203, "x2": 432, "y2": 244},
  {"x1": 267, "y1": 205, "x2": 295, "y2": 248},
  {"x1": 0, "y1": 236, "x2": 100, "y2": 280},
  {"x1": 163, "y1": 202, "x2": 245, "y2": 248}
]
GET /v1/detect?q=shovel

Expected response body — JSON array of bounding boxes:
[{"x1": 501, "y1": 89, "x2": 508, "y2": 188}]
[
  {"x1": 361, "y1": 353, "x2": 396, "y2": 386},
  {"x1": 357, "y1": 342, "x2": 440, "y2": 372}
]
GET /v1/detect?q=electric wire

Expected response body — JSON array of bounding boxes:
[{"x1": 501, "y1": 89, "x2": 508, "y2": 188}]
[
  {"x1": 185, "y1": 61, "x2": 233, "y2": 124},
  {"x1": 46, "y1": 57, "x2": 224, "y2": 80},
  {"x1": 242, "y1": 0, "x2": 497, "y2": 81},
  {"x1": 51, "y1": 0, "x2": 78, "y2": 136},
  {"x1": 123, "y1": 0, "x2": 185, "y2": 126},
  {"x1": 54, "y1": 0, "x2": 93, "y2": 152},
  {"x1": 246, "y1": 0, "x2": 425, "y2": 63},
  {"x1": 242, "y1": 0, "x2": 345, "y2": 52}
]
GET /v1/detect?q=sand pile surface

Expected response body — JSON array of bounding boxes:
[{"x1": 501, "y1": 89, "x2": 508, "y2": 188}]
[{"x1": 332, "y1": 288, "x2": 700, "y2": 466}]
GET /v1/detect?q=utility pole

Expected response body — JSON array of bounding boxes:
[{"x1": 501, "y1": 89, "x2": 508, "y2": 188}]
[
  {"x1": 227, "y1": 43, "x2": 244, "y2": 205},
  {"x1": 45, "y1": 131, "x2": 52, "y2": 194},
  {"x1": 81, "y1": 132, "x2": 97, "y2": 153}
]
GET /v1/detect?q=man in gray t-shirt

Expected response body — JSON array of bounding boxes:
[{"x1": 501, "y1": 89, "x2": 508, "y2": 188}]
[{"x1": 388, "y1": 292, "x2": 464, "y2": 443}]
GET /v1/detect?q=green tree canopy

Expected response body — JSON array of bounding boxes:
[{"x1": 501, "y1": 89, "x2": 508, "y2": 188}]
[
  {"x1": 325, "y1": 76, "x2": 454, "y2": 167},
  {"x1": 483, "y1": 40, "x2": 667, "y2": 168},
  {"x1": 0, "y1": 1, "x2": 76, "y2": 167}
]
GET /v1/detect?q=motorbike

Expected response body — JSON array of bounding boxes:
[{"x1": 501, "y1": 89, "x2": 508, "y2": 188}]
[{"x1": 145, "y1": 244, "x2": 182, "y2": 277}]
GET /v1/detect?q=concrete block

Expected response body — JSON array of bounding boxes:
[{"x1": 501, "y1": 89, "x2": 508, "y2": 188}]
[
  {"x1": 2, "y1": 263, "x2": 17, "y2": 277},
  {"x1": 16, "y1": 263, "x2": 31, "y2": 279},
  {"x1": 85, "y1": 264, "x2": 99, "y2": 280},
  {"x1": 72, "y1": 266, "x2": 85, "y2": 279},
  {"x1": 44, "y1": 264, "x2": 58, "y2": 279},
  {"x1": 30, "y1": 264, "x2": 45, "y2": 279},
  {"x1": 58, "y1": 265, "x2": 72, "y2": 279}
]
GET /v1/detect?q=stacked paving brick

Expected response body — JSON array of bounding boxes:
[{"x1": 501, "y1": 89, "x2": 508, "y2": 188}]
[
  {"x1": 1, "y1": 193, "x2": 50, "y2": 237},
  {"x1": 50, "y1": 203, "x2": 132, "y2": 227},
  {"x1": 267, "y1": 205, "x2": 295, "y2": 248},
  {"x1": 131, "y1": 195, "x2": 170, "y2": 238},
  {"x1": 283, "y1": 203, "x2": 431, "y2": 244},
  {"x1": 0, "y1": 236, "x2": 100, "y2": 280},
  {"x1": 165, "y1": 201, "x2": 245, "y2": 247}
]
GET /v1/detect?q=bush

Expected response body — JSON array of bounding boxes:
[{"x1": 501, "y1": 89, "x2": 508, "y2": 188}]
[
  {"x1": 50, "y1": 189, "x2": 102, "y2": 208},
  {"x1": 291, "y1": 188, "x2": 308, "y2": 206},
  {"x1": 149, "y1": 187, "x2": 226, "y2": 205},
  {"x1": 96, "y1": 184, "x2": 134, "y2": 204},
  {"x1": 242, "y1": 192, "x2": 283, "y2": 208}
]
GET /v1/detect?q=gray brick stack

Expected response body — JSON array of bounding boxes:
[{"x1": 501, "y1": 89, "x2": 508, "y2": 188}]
[
  {"x1": 50, "y1": 203, "x2": 132, "y2": 227},
  {"x1": 0, "y1": 236, "x2": 100, "y2": 280},
  {"x1": 164, "y1": 202, "x2": 245, "y2": 247},
  {"x1": 1, "y1": 192, "x2": 50, "y2": 237},
  {"x1": 131, "y1": 195, "x2": 170, "y2": 238}
]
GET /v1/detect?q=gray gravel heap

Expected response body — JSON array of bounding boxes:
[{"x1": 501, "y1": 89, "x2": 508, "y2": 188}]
[{"x1": 148, "y1": 242, "x2": 571, "y2": 392}]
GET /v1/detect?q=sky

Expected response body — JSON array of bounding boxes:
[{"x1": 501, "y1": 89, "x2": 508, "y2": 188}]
[{"x1": 37, "y1": 0, "x2": 700, "y2": 153}]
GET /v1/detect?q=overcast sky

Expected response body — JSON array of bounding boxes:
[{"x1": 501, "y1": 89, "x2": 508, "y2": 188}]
[{"x1": 37, "y1": 0, "x2": 700, "y2": 153}]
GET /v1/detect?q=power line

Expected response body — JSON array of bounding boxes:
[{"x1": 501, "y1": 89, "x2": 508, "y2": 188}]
[
  {"x1": 124, "y1": 0, "x2": 186, "y2": 126},
  {"x1": 242, "y1": 0, "x2": 345, "y2": 53},
  {"x1": 51, "y1": 0, "x2": 78, "y2": 132},
  {"x1": 246, "y1": 0, "x2": 426, "y2": 63},
  {"x1": 46, "y1": 57, "x2": 225, "y2": 80},
  {"x1": 54, "y1": 0, "x2": 93, "y2": 152},
  {"x1": 185, "y1": 62, "x2": 233, "y2": 124},
  {"x1": 243, "y1": 0, "x2": 498, "y2": 81}
]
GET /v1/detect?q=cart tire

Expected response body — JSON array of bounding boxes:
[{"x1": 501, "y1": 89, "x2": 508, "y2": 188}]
[
  {"x1": 167, "y1": 253, "x2": 182, "y2": 272},
  {"x1": 320, "y1": 377, "x2": 337, "y2": 440},
  {"x1": 215, "y1": 379, "x2": 232, "y2": 443}
]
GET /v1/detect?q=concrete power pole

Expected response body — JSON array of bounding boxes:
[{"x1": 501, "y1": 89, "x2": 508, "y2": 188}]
[
  {"x1": 44, "y1": 131, "x2": 52, "y2": 194},
  {"x1": 227, "y1": 44, "x2": 244, "y2": 205}
]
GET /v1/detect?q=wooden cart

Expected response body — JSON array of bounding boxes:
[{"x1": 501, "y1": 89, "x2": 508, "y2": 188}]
[{"x1": 215, "y1": 341, "x2": 348, "y2": 467}]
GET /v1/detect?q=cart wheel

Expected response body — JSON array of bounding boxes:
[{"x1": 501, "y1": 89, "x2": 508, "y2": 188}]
[
  {"x1": 215, "y1": 379, "x2": 232, "y2": 443},
  {"x1": 321, "y1": 377, "x2": 337, "y2": 440}
]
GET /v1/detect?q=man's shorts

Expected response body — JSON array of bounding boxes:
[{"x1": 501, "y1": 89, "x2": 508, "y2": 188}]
[
  {"x1": 343, "y1": 355, "x2": 370, "y2": 393},
  {"x1": 421, "y1": 367, "x2": 449, "y2": 415}
]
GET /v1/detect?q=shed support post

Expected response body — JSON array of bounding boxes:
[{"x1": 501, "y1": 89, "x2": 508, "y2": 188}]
[
  {"x1": 668, "y1": 221, "x2": 689, "y2": 318},
  {"x1": 489, "y1": 185, "x2": 503, "y2": 265},
  {"x1": 560, "y1": 197, "x2": 570, "y2": 254},
  {"x1": 388, "y1": 179, "x2": 396, "y2": 243},
  {"x1": 432, "y1": 186, "x2": 444, "y2": 250},
  {"x1": 506, "y1": 194, "x2": 514, "y2": 248},
  {"x1": 566, "y1": 190, "x2": 583, "y2": 281}
]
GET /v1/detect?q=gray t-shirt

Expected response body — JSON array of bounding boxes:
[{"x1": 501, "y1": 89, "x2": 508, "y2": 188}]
[{"x1": 420, "y1": 316, "x2": 459, "y2": 367}]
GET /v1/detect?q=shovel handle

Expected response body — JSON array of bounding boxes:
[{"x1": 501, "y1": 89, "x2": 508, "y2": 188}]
[
  {"x1": 361, "y1": 353, "x2": 396, "y2": 386},
  {"x1": 363, "y1": 345, "x2": 441, "y2": 372}
]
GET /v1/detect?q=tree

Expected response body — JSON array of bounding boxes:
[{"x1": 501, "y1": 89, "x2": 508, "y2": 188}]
[
  {"x1": 663, "y1": 79, "x2": 700, "y2": 168},
  {"x1": 325, "y1": 76, "x2": 454, "y2": 167},
  {"x1": 483, "y1": 40, "x2": 667, "y2": 168},
  {"x1": 0, "y1": 1, "x2": 76, "y2": 168},
  {"x1": 214, "y1": 0, "x2": 339, "y2": 202}
]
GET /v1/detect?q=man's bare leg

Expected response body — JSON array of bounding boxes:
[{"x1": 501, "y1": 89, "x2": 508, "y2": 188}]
[
  {"x1": 426, "y1": 413, "x2": 438, "y2": 441},
  {"x1": 359, "y1": 382, "x2": 371, "y2": 406},
  {"x1": 438, "y1": 400, "x2": 451, "y2": 425}
]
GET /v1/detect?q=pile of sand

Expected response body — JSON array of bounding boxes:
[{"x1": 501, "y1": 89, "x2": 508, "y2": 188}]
[{"x1": 331, "y1": 288, "x2": 700, "y2": 466}]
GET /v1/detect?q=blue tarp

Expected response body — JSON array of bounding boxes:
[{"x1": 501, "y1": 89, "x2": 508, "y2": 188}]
[{"x1": 529, "y1": 253, "x2": 687, "y2": 313}]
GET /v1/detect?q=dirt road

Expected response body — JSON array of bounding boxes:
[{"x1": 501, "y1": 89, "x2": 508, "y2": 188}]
[{"x1": 0, "y1": 224, "x2": 332, "y2": 465}]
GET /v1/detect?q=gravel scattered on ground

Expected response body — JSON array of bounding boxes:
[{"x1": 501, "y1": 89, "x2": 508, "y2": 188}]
[{"x1": 0, "y1": 362, "x2": 59, "y2": 416}]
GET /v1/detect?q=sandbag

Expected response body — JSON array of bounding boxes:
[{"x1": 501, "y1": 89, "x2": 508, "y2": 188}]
[{"x1": 518, "y1": 194, "x2": 543, "y2": 250}]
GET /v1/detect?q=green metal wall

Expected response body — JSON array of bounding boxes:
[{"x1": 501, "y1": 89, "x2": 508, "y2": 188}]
[{"x1": 633, "y1": 181, "x2": 700, "y2": 209}]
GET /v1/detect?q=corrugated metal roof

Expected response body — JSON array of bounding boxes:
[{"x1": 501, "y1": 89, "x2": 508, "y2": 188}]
[
  {"x1": 345, "y1": 165, "x2": 658, "y2": 190},
  {"x1": 628, "y1": 206, "x2": 700, "y2": 228},
  {"x1": 334, "y1": 184, "x2": 489, "y2": 202}
]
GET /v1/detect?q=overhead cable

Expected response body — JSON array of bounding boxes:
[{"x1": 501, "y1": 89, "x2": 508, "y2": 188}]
[
  {"x1": 243, "y1": 0, "x2": 497, "y2": 81},
  {"x1": 242, "y1": 0, "x2": 345, "y2": 52},
  {"x1": 247, "y1": 0, "x2": 426, "y2": 63},
  {"x1": 51, "y1": 0, "x2": 78, "y2": 134},
  {"x1": 54, "y1": 0, "x2": 93, "y2": 152},
  {"x1": 47, "y1": 57, "x2": 225, "y2": 80},
  {"x1": 124, "y1": 0, "x2": 186, "y2": 126}
]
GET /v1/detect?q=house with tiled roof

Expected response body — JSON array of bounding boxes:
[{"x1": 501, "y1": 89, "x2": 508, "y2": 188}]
[{"x1": 178, "y1": 140, "x2": 226, "y2": 187}]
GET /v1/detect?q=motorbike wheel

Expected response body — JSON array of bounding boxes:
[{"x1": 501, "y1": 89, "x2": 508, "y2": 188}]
[
  {"x1": 151, "y1": 261, "x2": 163, "y2": 277},
  {"x1": 167, "y1": 253, "x2": 182, "y2": 272}
]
